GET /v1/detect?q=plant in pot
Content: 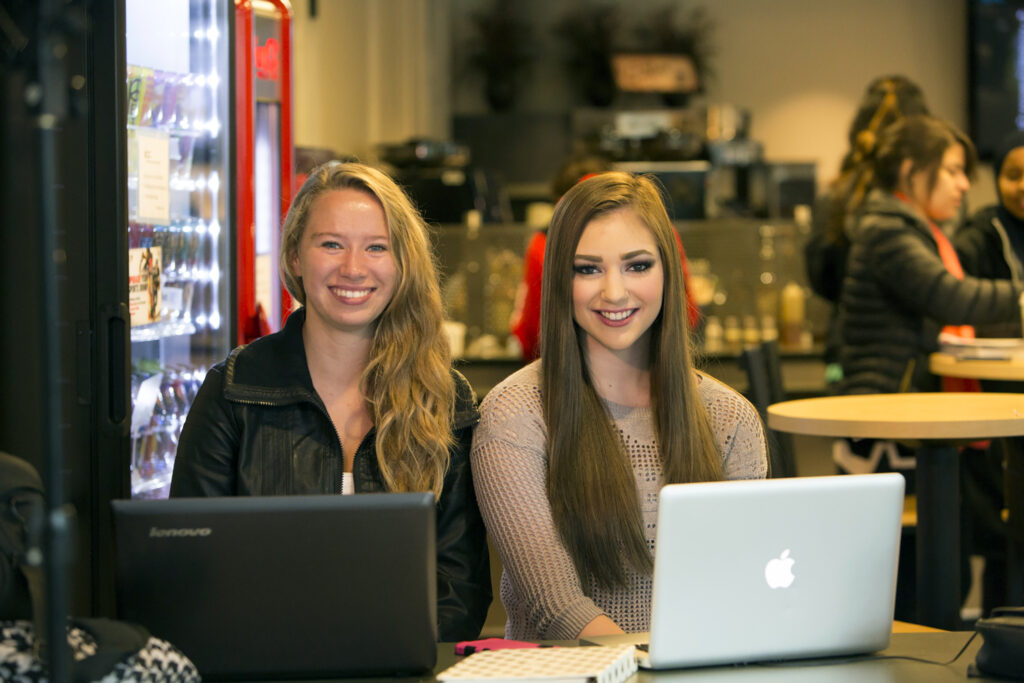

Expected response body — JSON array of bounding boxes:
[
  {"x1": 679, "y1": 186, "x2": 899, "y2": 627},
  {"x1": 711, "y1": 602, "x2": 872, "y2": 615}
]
[
  {"x1": 466, "y1": 0, "x2": 534, "y2": 112},
  {"x1": 554, "y1": 1, "x2": 620, "y2": 108},
  {"x1": 634, "y1": 3, "x2": 715, "y2": 107}
]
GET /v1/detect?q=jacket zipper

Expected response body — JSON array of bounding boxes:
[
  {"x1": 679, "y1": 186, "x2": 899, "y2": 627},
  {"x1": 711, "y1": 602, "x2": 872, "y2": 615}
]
[{"x1": 234, "y1": 394, "x2": 346, "y2": 493}]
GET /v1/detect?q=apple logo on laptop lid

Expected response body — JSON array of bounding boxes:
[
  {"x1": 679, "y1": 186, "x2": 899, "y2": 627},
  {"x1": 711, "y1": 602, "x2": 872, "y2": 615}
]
[{"x1": 764, "y1": 549, "x2": 796, "y2": 589}]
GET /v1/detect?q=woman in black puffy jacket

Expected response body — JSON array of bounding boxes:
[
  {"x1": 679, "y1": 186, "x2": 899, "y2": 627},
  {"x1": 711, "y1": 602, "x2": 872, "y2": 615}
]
[{"x1": 836, "y1": 116, "x2": 1022, "y2": 395}]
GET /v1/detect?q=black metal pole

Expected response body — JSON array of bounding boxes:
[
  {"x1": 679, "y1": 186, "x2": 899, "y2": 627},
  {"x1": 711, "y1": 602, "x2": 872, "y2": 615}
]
[{"x1": 35, "y1": 0, "x2": 72, "y2": 679}]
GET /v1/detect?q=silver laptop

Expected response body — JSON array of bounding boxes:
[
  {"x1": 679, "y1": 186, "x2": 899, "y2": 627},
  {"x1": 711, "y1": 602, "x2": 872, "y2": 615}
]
[
  {"x1": 112, "y1": 493, "x2": 438, "y2": 680},
  {"x1": 637, "y1": 473, "x2": 904, "y2": 669}
]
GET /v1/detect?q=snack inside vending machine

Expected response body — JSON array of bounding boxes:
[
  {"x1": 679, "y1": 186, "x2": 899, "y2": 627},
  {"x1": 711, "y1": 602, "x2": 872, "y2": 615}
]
[{"x1": 125, "y1": 0, "x2": 234, "y2": 500}]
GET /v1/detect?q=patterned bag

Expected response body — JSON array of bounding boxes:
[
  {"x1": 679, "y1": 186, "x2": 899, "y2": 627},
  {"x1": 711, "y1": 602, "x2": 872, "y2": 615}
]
[{"x1": 0, "y1": 452, "x2": 199, "y2": 682}]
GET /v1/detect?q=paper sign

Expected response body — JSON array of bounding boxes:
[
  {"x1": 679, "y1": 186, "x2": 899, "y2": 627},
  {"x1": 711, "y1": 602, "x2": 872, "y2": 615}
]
[
  {"x1": 129, "y1": 246, "x2": 162, "y2": 327},
  {"x1": 162, "y1": 285, "x2": 183, "y2": 319},
  {"x1": 136, "y1": 129, "x2": 170, "y2": 223},
  {"x1": 131, "y1": 371, "x2": 164, "y2": 435}
]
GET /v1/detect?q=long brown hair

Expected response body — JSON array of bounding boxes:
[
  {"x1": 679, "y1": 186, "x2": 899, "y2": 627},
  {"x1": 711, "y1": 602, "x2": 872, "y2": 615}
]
[
  {"x1": 872, "y1": 115, "x2": 977, "y2": 194},
  {"x1": 541, "y1": 172, "x2": 722, "y2": 589},
  {"x1": 280, "y1": 162, "x2": 455, "y2": 496}
]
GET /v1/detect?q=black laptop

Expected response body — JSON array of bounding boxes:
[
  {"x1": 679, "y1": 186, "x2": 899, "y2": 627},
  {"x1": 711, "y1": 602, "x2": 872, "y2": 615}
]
[{"x1": 112, "y1": 493, "x2": 437, "y2": 680}]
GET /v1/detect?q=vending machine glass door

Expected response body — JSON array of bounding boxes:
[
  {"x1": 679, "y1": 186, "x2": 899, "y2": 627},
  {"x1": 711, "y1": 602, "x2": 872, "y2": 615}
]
[{"x1": 125, "y1": 0, "x2": 232, "y2": 498}]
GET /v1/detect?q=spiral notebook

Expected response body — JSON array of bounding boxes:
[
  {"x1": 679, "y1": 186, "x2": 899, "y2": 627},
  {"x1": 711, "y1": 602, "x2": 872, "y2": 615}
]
[{"x1": 437, "y1": 645, "x2": 637, "y2": 683}]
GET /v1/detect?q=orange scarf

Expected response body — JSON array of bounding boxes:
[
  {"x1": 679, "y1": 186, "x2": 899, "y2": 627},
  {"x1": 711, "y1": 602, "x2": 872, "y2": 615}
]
[{"x1": 894, "y1": 192, "x2": 980, "y2": 394}]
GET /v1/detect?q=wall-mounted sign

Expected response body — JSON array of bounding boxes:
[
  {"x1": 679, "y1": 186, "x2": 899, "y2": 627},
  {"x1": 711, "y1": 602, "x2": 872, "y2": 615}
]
[{"x1": 611, "y1": 53, "x2": 699, "y2": 94}]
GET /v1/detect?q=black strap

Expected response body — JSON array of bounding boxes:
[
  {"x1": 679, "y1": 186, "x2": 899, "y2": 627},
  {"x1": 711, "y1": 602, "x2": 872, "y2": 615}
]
[
  {"x1": 22, "y1": 563, "x2": 150, "y2": 682},
  {"x1": 21, "y1": 561, "x2": 47, "y2": 662},
  {"x1": 70, "y1": 618, "x2": 151, "y2": 683}
]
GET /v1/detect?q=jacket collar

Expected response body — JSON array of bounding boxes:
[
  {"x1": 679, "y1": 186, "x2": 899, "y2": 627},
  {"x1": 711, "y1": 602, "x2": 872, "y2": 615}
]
[
  {"x1": 862, "y1": 189, "x2": 928, "y2": 223},
  {"x1": 223, "y1": 307, "x2": 319, "y2": 405},
  {"x1": 223, "y1": 307, "x2": 479, "y2": 428},
  {"x1": 855, "y1": 189, "x2": 937, "y2": 240}
]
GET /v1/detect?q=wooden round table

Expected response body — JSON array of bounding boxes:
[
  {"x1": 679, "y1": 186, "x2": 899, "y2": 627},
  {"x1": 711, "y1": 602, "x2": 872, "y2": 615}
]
[
  {"x1": 930, "y1": 352, "x2": 1024, "y2": 612},
  {"x1": 929, "y1": 352, "x2": 1024, "y2": 381},
  {"x1": 768, "y1": 392, "x2": 1024, "y2": 630}
]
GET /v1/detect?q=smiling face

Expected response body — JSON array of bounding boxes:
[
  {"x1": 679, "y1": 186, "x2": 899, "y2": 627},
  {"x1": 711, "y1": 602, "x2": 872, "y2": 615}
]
[
  {"x1": 907, "y1": 143, "x2": 970, "y2": 222},
  {"x1": 572, "y1": 206, "x2": 664, "y2": 362},
  {"x1": 998, "y1": 147, "x2": 1024, "y2": 221},
  {"x1": 290, "y1": 188, "x2": 397, "y2": 338}
]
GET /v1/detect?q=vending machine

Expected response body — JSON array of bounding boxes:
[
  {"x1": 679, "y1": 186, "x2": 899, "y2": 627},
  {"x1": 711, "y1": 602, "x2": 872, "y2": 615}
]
[
  {"x1": 236, "y1": 0, "x2": 294, "y2": 342},
  {"x1": 0, "y1": 0, "x2": 236, "y2": 616},
  {"x1": 125, "y1": 0, "x2": 235, "y2": 501},
  {"x1": 1, "y1": 0, "x2": 291, "y2": 617}
]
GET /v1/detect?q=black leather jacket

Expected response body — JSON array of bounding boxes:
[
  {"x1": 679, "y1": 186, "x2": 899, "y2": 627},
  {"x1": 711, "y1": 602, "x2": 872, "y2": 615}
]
[{"x1": 170, "y1": 309, "x2": 491, "y2": 641}]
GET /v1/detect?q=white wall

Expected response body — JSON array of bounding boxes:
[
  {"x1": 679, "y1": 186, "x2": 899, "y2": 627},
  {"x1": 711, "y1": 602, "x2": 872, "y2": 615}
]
[
  {"x1": 291, "y1": 0, "x2": 451, "y2": 162},
  {"x1": 292, "y1": 0, "x2": 994, "y2": 202},
  {"x1": 703, "y1": 0, "x2": 968, "y2": 188}
]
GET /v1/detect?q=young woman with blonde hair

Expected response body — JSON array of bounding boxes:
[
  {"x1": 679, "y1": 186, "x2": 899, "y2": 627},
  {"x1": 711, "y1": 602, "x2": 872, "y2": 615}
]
[
  {"x1": 171, "y1": 161, "x2": 491, "y2": 640},
  {"x1": 471, "y1": 172, "x2": 767, "y2": 640}
]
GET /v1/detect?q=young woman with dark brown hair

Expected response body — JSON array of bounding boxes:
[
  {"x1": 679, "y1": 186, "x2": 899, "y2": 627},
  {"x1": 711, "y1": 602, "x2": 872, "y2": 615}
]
[{"x1": 471, "y1": 172, "x2": 766, "y2": 640}]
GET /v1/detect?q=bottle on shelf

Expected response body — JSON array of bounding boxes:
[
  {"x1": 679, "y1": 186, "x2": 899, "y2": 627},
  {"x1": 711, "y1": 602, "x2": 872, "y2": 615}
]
[
  {"x1": 779, "y1": 281, "x2": 806, "y2": 348},
  {"x1": 703, "y1": 315, "x2": 724, "y2": 354}
]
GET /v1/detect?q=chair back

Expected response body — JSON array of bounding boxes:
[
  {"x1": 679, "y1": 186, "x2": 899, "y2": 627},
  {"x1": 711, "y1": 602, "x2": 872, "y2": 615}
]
[
  {"x1": 740, "y1": 340, "x2": 797, "y2": 478},
  {"x1": 1006, "y1": 446, "x2": 1024, "y2": 605}
]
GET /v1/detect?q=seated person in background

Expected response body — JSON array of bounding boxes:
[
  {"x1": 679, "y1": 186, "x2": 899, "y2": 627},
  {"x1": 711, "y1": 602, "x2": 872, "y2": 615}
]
[
  {"x1": 473, "y1": 172, "x2": 767, "y2": 640},
  {"x1": 510, "y1": 156, "x2": 700, "y2": 361},
  {"x1": 952, "y1": 130, "x2": 1024, "y2": 616},
  {"x1": 836, "y1": 116, "x2": 1022, "y2": 621},
  {"x1": 955, "y1": 130, "x2": 1024, "y2": 328},
  {"x1": 170, "y1": 161, "x2": 491, "y2": 641},
  {"x1": 804, "y1": 75, "x2": 930, "y2": 384},
  {"x1": 836, "y1": 115, "x2": 1022, "y2": 397}
]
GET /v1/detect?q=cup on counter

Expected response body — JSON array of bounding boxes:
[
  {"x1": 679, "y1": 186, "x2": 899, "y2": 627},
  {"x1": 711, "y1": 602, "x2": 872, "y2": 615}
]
[
  {"x1": 1019, "y1": 292, "x2": 1024, "y2": 338},
  {"x1": 443, "y1": 320, "x2": 467, "y2": 359}
]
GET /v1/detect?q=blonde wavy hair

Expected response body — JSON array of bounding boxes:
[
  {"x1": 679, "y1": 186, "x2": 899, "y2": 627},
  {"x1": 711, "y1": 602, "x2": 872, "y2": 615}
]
[
  {"x1": 541, "y1": 171, "x2": 722, "y2": 589},
  {"x1": 280, "y1": 161, "x2": 454, "y2": 496}
]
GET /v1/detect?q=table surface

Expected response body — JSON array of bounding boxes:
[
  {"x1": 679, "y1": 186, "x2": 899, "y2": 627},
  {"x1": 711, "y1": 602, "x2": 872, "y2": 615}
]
[
  {"x1": 245, "y1": 632, "x2": 993, "y2": 682},
  {"x1": 930, "y1": 351, "x2": 1024, "y2": 381},
  {"x1": 767, "y1": 392, "x2": 1024, "y2": 440}
]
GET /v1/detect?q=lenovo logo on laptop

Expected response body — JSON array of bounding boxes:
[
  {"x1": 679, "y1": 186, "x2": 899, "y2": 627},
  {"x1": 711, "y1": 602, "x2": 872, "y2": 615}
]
[{"x1": 149, "y1": 526, "x2": 212, "y2": 538}]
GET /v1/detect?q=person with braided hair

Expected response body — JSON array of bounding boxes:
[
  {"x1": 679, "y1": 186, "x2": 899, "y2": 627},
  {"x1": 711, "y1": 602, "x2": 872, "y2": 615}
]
[{"x1": 805, "y1": 76, "x2": 930, "y2": 383}]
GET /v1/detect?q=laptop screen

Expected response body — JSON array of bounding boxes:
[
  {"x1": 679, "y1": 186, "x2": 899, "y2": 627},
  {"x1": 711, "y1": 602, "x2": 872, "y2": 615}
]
[
  {"x1": 112, "y1": 493, "x2": 437, "y2": 680},
  {"x1": 646, "y1": 473, "x2": 904, "y2": 669}
]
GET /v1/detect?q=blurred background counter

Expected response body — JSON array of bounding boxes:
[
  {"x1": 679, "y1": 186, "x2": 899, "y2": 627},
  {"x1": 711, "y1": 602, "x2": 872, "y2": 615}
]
[{"x1": 433, "y1": 216, "x2": 828, "y2": 400}]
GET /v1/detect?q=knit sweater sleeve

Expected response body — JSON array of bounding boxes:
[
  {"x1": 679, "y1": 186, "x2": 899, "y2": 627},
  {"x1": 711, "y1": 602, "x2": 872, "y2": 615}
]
[
  {"x1": 470, "y1": 364, "x2": 604, "y2": 640},
  {"x1": 697, "y1": 372, "x2": 769, "y2": 480}
]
